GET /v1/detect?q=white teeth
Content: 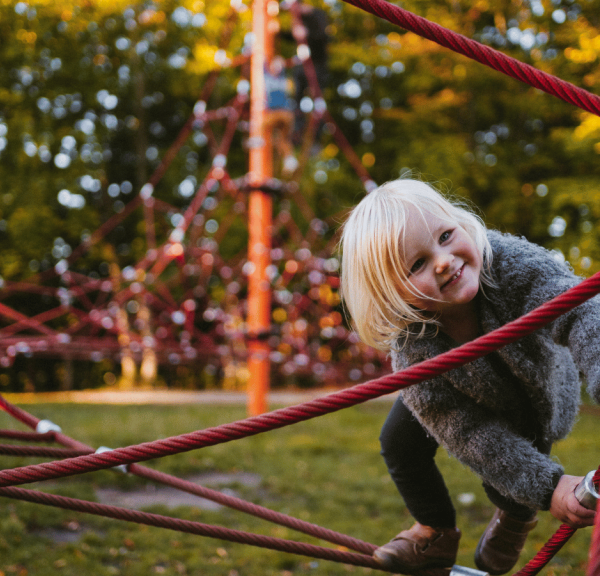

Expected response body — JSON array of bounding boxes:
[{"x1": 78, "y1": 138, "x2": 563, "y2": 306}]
[{"x1": 443, "y1": 267, "x2": 462, "y2": 287}]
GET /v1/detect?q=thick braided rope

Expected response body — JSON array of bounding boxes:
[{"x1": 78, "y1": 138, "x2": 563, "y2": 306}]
[
  {"x1": 513, "y1": 456, "x2": 600, "y2": 575},
  {"x1": 342, "y1": 0, "x2": 600, "y2": 116},
  {"x1": 515, "y1": 465, "x2": 600, "y2": 575},
  {"x1": 0, "y1": 429, "x2": 56, "y2": 442},
  {"x1": 0, "y1": 444, "x2": 91, "y2": 458},
  {"x1": 130, "y1": 466, "x2": 376, "y2": 555},
  {"x1": 0, "y1": 397, "x2": 376, "y2": 555},
  {"x1": 1, "y1": 271, "x2": 600, "y2": 487},
  {"x1": 515, "y1": 525, "x2": 577, "y2": 576},
  {"x1": 0, "y1": 486, "x2": 383, "y2": 571}
]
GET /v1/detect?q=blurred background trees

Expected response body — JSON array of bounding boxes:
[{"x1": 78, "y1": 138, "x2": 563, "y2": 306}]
[{"x1": 0, "y1": 0, "x2": 599, "y2": 391}]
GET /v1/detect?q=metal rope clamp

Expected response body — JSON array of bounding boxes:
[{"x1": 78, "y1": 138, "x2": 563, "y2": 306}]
[
  {"x1": 95, "y1": 446, "x2": 129, "y2": 475},
  {"x1": 36, "y1": 419, "x2": 62, "y2": 435},
  {"x1": 450, "y1": 566, "x2": 489, "y2": 575},
  {"x1": 574, "y1": 470, "x2": 600, "y2": 510}
]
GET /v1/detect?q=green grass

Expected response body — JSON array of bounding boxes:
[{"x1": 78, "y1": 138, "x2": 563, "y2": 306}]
[{"x1": 0, "y1": 400, "x2": 597, "y2": 575}]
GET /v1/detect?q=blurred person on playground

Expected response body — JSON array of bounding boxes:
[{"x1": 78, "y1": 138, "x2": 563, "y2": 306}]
[
  {"x1": 339, "y1": 176, "x2": 598, "y2": 575},
  {"x1": 263, "y1": 55, "x2": 298, "y2": 177},
  {"x1": 292, "y1": 4, "x2": 329, "y2": 101},
  {"x1": 280, "y1": 2, "x2": 330, "y2": 143}
]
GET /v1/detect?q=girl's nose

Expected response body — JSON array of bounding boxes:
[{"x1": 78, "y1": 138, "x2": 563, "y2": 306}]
[{"x1": 435, "y1": 252, "x2": 453, "y2": 274}]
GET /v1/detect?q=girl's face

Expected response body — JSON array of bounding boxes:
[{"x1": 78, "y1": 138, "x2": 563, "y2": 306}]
[{"x1": 399, "y1": 208, "x2": 482, "y2": 320}]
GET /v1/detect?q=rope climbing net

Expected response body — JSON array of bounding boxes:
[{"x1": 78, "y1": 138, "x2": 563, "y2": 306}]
[
  {"x1": 2, "y1": 269, "x2": 600, "y2": 574},
  {"x1": 3, "y1": 0, "x2": 600, "y2": 573},
  {"x1": 0, "y1": 1, "x2": 386, "y2": 390}
]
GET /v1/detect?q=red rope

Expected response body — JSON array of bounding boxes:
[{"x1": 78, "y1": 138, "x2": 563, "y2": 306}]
[
  {"x1": 0, "y1": 271, "x2": 599, "y2": 488},
  {"x1": 0, "y1": 429, "x2": 56, "y2": 442},
  {"x1": 0, "y1": 444, "x2": 91, "y2": 458},
  {"x1": 0, "y1": 396, "x2": 376, "y2": 555},
  {"x1": 0, "y1": 402, "x2": 43, "y2": 431},
  {"x1": 514, "y1": 524, "x2": 577, "y2": 576},
  {"x1": 342, "y1": 0, "x2": 600, "y2": 117},
  {"x1": 2, "y1": 276, "x2": 600, "y2": 569},
  {"x1": 513, "y1": 450, "x2": 600, "y2": 574},
  {"x1": 0, "y1": 408, "x2": 587, "y2": 576},
  {"x1": 0, "y1": 486, "x2": 382, "y2": 571},
  {"x1": 129, "y1": 465, "x2": 377, "y2": 556},
  {"x1": 2, "y1": 2, "x2": 597, "y2": 569}
]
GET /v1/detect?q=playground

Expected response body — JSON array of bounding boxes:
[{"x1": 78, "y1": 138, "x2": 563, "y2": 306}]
[
  {"x1": 3, "y1": 0, "x2": 600, "y2": 574},
  {"x1": 0, "y1": 394, "x2": 598, "y2": 575}
]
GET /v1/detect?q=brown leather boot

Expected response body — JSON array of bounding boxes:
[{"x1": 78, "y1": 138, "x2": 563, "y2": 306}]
[
  {"x1": 474, "y1": 508, "x2": 537, "y2": 575},
  {"x1": 373, "y1": 522, "x2": 461, "y2": 574}
]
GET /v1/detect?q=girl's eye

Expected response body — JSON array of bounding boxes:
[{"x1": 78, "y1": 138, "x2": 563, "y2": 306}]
[
  {"x1": 440, "y1": 229, "x2": 453, "y2": 243},
  {"x1": 410, "y1": 258, "x2": 425, "y2": 274}
]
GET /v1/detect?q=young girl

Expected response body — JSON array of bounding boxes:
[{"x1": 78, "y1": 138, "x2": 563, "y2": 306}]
[{"x1": 339, "y1": 178, "x2": 597, "y2": 575}]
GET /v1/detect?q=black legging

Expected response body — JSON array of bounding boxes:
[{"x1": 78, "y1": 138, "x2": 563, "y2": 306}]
[{"x1": 379, "y1": 396, "x2": 538, "y2": 528}]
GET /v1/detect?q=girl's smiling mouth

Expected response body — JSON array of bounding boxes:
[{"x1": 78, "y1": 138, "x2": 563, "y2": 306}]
[{"x1": 441, "y1": 264, "x2": 464, "y2": 290}]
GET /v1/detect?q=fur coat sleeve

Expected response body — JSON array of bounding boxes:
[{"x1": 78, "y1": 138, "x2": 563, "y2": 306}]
[
  {"x1": 488, "y1": 230, "x2": 600, "y2": 401},
  {"x1": 393, "y1": 230, "x2": 600, "y2": 510}
]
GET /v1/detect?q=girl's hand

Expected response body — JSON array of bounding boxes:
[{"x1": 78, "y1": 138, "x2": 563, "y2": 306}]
[{"x1": 550, "y1": 475, "x2": 596, "y2": 528}]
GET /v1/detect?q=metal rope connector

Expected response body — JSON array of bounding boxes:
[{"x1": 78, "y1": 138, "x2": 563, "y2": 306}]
[
  {"x1": 36, "y1": 420, "x2": 62, "y2": 435},
  {"x1": 574, "y1": 470, "x2": 600, "y2": 510},
  {"x1": 95, "y1": 446, "x2": 129, "y2": 474},
  {"x1": 450, "y1": 566, "x2": 489, "y2": 576}
]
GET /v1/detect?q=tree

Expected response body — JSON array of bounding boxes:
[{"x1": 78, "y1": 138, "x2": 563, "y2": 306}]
[{"x1": 1, "y1": 0, "x2": 599, "y2": 390}]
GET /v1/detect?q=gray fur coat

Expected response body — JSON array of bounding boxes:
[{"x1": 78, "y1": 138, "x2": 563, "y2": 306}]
[{"x1": 392, "y1": 230, "x2": 600, "y2": 510}]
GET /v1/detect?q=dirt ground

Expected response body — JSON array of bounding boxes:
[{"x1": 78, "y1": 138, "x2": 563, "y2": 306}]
[{"x1": 2, "y1": 386, "x2": 399, "y2": 406}]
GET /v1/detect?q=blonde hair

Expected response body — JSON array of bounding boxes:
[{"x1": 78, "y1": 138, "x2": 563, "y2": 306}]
[{"x1": 339, "y1": 178, "x2": 494, "y2": 351}]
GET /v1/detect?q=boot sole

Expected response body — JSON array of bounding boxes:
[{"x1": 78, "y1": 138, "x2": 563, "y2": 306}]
[
  {"x1": 373, "y1": 550, "x2": 454, "y2": 576},
  {"x1": 474, "y1": 538, "x2": 513, "y2": 575}
]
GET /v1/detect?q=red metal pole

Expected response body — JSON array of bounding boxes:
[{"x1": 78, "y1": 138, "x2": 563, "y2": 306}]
[{"x1": 247, "y1": 0, "x2": 274, "y2": 415}]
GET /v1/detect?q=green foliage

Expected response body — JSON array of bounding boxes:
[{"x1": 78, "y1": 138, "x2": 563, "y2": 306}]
[
  {"x1": 531, "y1": 176, "x2": 600, "y2": 276},
  {"x1": 0, "y1": 0, "x2": 251, "y2": 280},
  {"x1": 323, "y1": 0, "x2": 600, "y2": 256},
  {"x1": 1, "y1": 0, "x2": 599, "y2": 280}
]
